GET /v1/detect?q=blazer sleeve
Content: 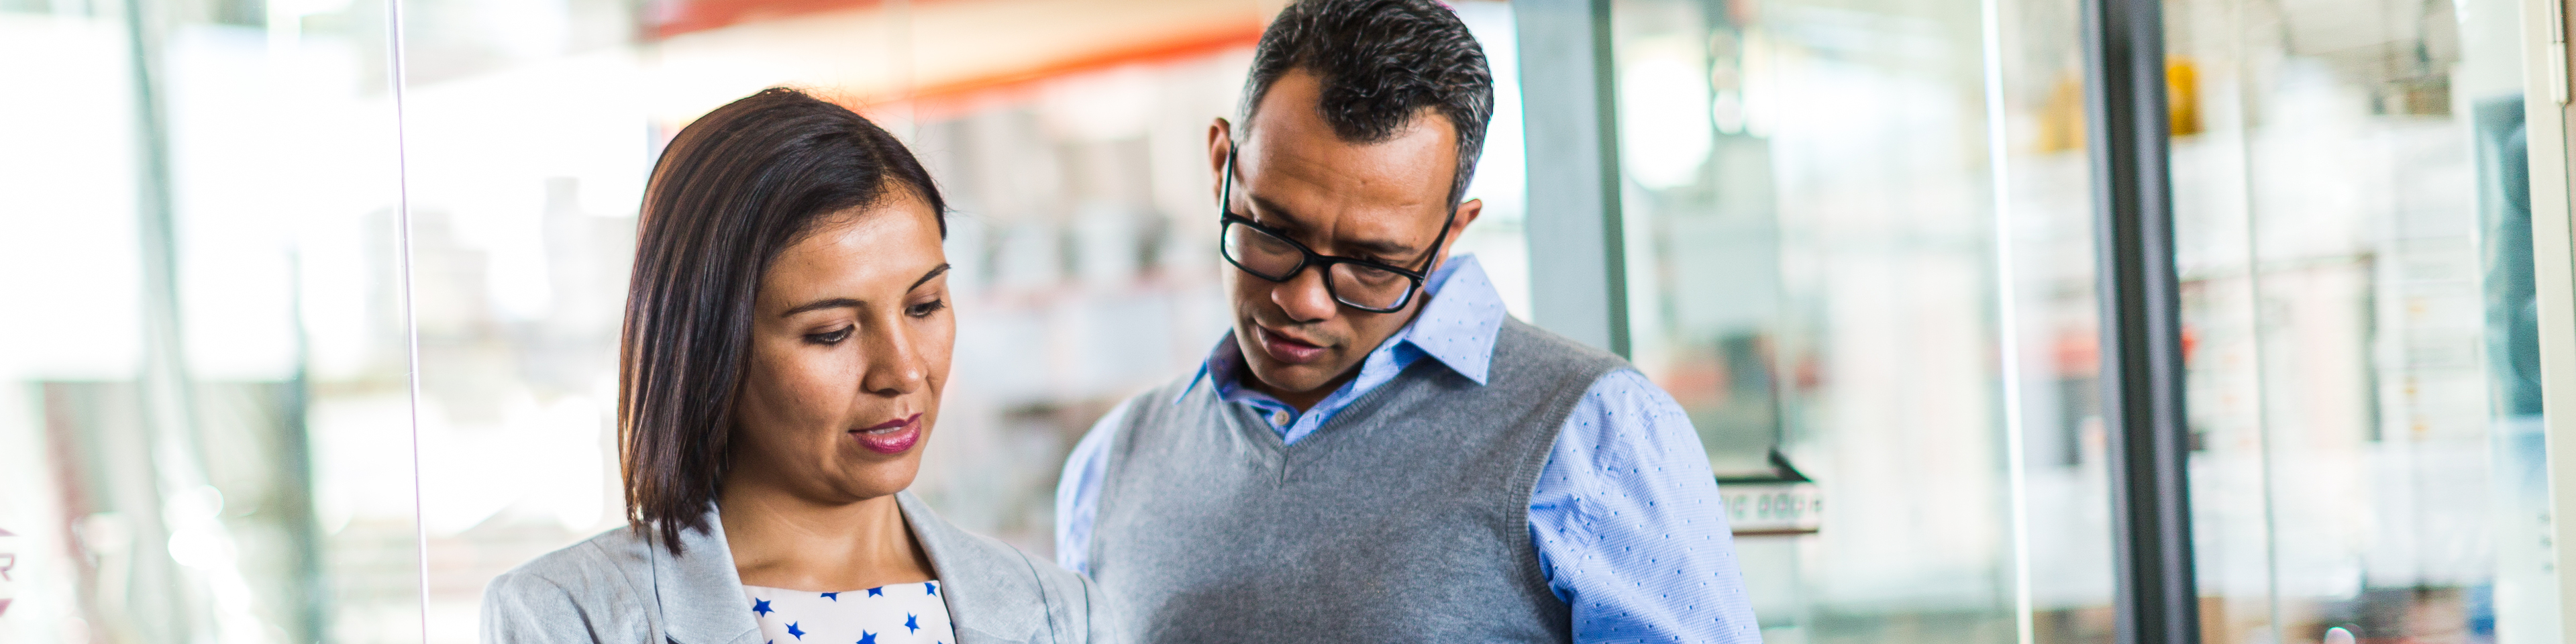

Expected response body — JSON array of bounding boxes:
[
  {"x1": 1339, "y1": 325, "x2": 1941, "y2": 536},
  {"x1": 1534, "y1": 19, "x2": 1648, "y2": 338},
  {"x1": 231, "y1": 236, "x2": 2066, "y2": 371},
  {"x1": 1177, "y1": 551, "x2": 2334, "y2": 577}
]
[
  {"x1": 482, "y1": 569, "x2": 621, "y2": 644},
  {"x1": 1076, "y1": 570, "x2": 1127, "y2": 644}
]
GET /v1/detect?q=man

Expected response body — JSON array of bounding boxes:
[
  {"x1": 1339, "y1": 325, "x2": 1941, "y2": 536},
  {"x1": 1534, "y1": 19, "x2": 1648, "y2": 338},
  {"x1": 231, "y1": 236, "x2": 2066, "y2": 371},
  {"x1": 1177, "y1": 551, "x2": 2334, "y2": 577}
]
[{"x1": 1053, "y1": 1, "x2": 1761, "y2": 641}]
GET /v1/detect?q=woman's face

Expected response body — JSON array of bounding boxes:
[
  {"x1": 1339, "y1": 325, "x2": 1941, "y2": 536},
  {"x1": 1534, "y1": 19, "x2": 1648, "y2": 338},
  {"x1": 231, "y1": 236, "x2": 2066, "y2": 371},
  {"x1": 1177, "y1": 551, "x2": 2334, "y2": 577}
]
[{"x1": 730, "y1": 191, "x2": 954, "y2": 503}]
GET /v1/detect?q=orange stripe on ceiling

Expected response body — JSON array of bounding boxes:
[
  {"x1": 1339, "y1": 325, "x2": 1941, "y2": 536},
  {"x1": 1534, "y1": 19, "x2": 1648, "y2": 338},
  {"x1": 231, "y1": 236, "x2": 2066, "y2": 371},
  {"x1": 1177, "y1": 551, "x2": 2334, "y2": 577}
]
[
  {"x1": 654, "y1": 0, "x2": 913, "y2": 38},
  {"x1": 892, "y1": 23, "x2": 1263, "y2": 117}
]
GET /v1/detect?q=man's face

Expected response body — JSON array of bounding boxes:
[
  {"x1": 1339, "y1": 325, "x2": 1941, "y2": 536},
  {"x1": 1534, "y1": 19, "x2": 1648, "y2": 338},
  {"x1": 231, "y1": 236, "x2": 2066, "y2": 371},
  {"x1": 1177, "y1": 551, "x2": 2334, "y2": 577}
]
[{"x1": 1211, "y1": 68, "x2": 1483, "y2": 402}]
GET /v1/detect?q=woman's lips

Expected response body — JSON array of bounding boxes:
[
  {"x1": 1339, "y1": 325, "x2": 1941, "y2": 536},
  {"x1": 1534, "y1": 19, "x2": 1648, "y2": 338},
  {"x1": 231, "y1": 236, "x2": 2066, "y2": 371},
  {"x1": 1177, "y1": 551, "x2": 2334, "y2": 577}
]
[
  {"x1": 1255, "y1": 325, "x2": 1327, "y2": 364},
  {"x1": 851, "y1": 413, "x2": 923, "y2": 455}
]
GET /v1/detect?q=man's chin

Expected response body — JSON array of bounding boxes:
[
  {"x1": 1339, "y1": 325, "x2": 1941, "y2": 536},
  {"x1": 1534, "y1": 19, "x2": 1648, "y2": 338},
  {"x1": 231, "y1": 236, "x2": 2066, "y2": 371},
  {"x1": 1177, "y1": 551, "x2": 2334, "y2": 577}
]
[{"x1": 1241, "y1": 360, "x2": 1345, "y2": 398}]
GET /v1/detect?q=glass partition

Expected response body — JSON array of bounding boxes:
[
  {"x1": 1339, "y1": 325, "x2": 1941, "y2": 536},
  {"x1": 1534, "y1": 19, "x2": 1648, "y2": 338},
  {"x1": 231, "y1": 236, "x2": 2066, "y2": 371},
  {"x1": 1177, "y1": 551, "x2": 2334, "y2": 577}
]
[
  {"x1": 3, "y1": 0, "x2": 2563, "y2": 641},
  {"x1": 1609, "y1": 0, "x2": 2116, "y2": 640},
  {"x1": 3, "y1": 2, "x2": 1531, "y2": 641},
  {"x1": 389, "y1": 1, "x2": 1527, "y2": 641},
  {"x1": 1606, "y1": 0, "x2": 2562, "y2": 635},
  {"x1": 2165, "y1": 0, "x2": 2557, "y2": 636},
  {"x1": 0, "y1": 1, "x2": 420, "y2": 642}
]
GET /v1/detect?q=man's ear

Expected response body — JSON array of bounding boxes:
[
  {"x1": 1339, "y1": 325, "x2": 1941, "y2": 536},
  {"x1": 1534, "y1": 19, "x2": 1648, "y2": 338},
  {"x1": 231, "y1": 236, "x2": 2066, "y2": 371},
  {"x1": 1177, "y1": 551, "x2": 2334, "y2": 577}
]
[
  {"x1": 1445, "y1": 199, "x2": 1484, "y2": 248},
  {"x1": 1207, "y1": 118, "x2": 1235, "y2": 203},
  {"x1": 1427, "y1": 198, "x2": 1483, "y2": 272}
]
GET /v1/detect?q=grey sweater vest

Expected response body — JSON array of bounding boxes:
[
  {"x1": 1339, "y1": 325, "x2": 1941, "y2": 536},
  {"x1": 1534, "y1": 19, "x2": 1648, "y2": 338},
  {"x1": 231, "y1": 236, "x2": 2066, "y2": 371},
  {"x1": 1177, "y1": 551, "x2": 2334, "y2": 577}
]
[{"x1": 1089, "y1": 318, "x2": 1627, "y2": 643}]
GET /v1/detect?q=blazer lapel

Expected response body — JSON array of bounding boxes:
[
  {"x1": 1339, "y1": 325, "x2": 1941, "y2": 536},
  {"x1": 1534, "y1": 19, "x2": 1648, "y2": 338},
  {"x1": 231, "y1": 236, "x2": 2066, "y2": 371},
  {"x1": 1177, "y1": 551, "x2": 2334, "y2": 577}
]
[
  {"x1": 900, "y1": 492, "x2": 1044, "y2": 644},
  {"x1": 649, "y1": 507, "x2": 765, "y2": 644}
]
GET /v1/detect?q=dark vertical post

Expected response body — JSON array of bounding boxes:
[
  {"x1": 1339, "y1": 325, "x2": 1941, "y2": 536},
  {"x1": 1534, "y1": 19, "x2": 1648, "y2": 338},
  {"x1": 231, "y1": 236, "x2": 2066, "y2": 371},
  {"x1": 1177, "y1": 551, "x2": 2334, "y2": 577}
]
[
  {"x1": 2080, "y1": 0, "x2": 2200, "y2": 638},
  {"x1": 1514, "y1": 0, "x2": 1631, "y2": 356}
]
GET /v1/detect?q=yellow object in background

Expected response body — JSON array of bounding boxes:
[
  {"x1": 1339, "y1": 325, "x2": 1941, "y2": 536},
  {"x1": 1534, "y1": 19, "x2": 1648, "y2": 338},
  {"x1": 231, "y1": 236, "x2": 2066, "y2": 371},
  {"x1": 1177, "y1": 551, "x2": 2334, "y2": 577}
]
[
  {"x1": 2169, "y1": 57, "x2": 2203, "y2": 137},
  {"x1": 2033, "y1": 57, "x2": 2202, "y2": 154}
]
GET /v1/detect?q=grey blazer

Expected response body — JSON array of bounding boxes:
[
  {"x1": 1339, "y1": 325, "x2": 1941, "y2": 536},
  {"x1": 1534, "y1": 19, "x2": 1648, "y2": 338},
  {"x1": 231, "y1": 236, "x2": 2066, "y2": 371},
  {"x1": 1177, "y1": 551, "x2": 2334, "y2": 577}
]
[{"x1": 481, "y1": 492, "x2": 1120, "y2": 644}]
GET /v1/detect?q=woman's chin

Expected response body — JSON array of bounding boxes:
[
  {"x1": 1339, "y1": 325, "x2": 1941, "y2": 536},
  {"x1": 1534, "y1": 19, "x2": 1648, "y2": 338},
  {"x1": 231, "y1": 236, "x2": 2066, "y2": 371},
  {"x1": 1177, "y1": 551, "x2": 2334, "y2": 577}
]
[{"x1": 823, "y1": 460, "x2": 923, "y2": 501}]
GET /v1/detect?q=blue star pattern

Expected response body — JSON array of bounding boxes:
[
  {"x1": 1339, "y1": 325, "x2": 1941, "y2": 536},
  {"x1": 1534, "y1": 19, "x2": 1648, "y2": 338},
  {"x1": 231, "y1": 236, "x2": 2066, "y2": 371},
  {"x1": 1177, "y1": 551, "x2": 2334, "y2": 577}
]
[{"x1": 744, "y1": 581, "x2": 954, "y2": 644}]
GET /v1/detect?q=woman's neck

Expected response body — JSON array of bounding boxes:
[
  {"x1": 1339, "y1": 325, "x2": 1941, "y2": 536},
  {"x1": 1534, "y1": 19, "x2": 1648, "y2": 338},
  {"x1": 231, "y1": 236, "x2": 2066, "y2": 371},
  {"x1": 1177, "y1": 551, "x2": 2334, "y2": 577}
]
[{"x1": 717, "y1": 475, "x2": 935, "y2": 592}]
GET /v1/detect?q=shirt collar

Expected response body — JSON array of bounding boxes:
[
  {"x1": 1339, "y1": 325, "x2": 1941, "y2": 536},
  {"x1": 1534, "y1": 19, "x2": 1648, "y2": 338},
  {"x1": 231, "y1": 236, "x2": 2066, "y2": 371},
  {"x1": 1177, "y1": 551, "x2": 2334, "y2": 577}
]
[{"x1": 1179, "y1": 254, "x2": 1508, "y2": 402}]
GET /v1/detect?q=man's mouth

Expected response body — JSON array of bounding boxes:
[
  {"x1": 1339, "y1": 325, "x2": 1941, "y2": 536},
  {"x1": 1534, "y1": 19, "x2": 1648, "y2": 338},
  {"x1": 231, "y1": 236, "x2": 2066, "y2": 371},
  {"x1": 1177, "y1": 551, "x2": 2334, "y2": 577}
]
[
  {"x1": 1253, "y1": 325, "x2": 1329, "y2": 365},
  {"x1": 849, "y1": 413, "x2": 923, "y2": 455}
]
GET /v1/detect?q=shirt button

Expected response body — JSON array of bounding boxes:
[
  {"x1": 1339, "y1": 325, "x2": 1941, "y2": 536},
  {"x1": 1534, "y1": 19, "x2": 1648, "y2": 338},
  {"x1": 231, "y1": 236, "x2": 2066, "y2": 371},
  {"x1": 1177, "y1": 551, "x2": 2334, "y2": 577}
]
[{"x1": 1271, "y1": 411, "x2": 1290, "y2": 425}]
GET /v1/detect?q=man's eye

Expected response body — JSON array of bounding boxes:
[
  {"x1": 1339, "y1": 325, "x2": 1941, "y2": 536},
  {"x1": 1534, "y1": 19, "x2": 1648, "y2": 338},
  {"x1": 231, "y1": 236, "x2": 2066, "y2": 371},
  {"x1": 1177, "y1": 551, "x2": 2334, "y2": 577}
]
[{"x1": 806, "y1": 327, "x2": 853, "y2": 344}]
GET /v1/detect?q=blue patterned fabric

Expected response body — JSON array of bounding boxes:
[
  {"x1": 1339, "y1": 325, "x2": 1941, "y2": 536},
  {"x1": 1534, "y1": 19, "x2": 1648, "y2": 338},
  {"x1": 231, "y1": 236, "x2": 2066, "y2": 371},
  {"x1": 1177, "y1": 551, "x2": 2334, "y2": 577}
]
[
  {"x1": 742, "y1": 581, "x2": 955, "y2": 644},
  {"x1": 1055, "y1": 254, "x2": 1763, "y2": 643}
]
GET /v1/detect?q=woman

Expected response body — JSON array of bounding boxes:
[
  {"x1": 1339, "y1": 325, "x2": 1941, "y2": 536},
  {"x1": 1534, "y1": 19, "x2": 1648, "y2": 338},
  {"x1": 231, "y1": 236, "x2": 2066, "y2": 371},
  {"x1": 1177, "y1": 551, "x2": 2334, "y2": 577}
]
[{"x1": 483, "y1": 88, "x2": 1118, "y2": 644}]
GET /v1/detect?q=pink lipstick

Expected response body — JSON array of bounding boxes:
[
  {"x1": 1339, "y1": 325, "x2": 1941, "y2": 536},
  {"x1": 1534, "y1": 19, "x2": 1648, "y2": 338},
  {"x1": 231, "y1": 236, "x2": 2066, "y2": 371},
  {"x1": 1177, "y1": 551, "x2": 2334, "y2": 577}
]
[{"x1": 851, "y1": 413, "x2": 922, "y2": 454}]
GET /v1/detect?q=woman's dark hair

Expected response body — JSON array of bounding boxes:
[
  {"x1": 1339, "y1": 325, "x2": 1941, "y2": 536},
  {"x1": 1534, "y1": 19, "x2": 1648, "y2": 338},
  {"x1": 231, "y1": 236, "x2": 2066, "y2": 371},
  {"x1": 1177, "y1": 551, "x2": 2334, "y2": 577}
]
[{"x1": 620, "y1": 87, "x2": 946, "y2": 553}]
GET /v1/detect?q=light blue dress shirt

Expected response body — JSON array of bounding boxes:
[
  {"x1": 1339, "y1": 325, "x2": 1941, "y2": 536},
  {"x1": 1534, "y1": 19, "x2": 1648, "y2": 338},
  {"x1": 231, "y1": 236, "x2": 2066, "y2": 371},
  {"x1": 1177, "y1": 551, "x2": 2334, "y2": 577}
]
[{"x1": 1053, "y1": 254, "x2": 1762, "y2": 643}]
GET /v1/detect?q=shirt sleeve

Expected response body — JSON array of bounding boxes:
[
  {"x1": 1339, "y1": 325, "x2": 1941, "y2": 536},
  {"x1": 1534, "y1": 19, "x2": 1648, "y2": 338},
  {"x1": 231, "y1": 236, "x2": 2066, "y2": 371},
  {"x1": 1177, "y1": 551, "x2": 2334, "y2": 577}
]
[
  {"x1": 1531, "y1": 369, "x2": 1763, "y2": 644},
  {"x1": 1053, "y1": 397, "x2": 1130, "y2": 575}
]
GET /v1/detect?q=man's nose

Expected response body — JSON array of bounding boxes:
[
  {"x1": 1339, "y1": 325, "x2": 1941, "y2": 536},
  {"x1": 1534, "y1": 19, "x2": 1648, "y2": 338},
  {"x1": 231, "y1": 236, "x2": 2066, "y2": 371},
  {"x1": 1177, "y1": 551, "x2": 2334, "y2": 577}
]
[{"x1": 1272, "y1": 264, "x2": 1338, "y2": 323}]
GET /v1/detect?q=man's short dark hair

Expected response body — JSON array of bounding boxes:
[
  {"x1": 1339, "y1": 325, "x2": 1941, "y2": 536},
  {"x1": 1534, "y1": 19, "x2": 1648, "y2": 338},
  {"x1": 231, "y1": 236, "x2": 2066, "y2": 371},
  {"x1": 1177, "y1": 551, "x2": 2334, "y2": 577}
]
[
  {"x1": 621, "y1": 87, "x2": 945, "y2": 555},
  {"x1": 1241, "y1": 0, "x2": 1495, "y2": 206}
]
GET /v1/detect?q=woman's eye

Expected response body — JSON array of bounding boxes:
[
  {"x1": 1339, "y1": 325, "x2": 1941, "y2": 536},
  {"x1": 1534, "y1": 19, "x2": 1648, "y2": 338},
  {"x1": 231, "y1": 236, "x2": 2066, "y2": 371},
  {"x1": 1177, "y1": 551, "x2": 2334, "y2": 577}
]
[
  {"x1": 805, "y1": 327, "x2": 853, "y2": 345},
  {"x1": 907, "y1": 299, "x2": 947, "y2": 318}
]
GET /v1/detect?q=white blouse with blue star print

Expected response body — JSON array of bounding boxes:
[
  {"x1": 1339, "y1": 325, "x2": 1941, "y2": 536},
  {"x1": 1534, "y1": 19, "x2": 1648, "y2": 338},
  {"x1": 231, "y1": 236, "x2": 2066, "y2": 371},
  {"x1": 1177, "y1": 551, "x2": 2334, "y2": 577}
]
[{"x1": 743, "y1": 580, "x2": 956, "y2": 644}]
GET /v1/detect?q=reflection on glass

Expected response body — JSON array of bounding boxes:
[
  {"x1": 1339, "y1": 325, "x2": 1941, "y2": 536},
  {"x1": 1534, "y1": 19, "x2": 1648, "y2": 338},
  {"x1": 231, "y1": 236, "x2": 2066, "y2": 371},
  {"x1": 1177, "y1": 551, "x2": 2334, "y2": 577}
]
[
  {"x1": 5, "y1": 0, "x2": 1533, "y2": 639},
  {"x1": 1, "y1": 1, "x2": 1531, "y2": 639},
  {"x1": 2168, "y1": 0, "x2": 2552, "y2": 637},
  {"x1": 1610, "y1": 0, "x2": 2112, "y2": 640},
  {"x1": 389, "y1": 1, "x2": 1529, "y2": 642},
  {"x1": 0, "y1": 1, "x2": 419, "y2": 643}
]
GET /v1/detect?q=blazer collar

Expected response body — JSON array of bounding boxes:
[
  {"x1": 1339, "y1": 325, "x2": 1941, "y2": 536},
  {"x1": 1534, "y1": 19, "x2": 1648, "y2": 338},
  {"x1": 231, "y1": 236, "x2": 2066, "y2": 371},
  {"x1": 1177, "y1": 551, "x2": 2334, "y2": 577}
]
[
  {"x1": 647, "y1": 506, "x2": 762, "y2": 644},
  {"x1": 648, "y1": 492, "x2": 1043, "y2": 644},
  {"x1": 900, "y1": 492, "x2": 1044, "y2": 644}
]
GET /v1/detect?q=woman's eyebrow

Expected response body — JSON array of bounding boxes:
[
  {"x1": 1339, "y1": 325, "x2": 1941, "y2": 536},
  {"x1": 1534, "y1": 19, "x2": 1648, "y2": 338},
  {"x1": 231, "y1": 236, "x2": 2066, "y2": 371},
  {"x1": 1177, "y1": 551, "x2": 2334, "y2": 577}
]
[
  {"x1": 776, "y1": 264, "x2": 952, "y2": 318},
  {"x1": 780, "y1": 298, "x2": 861, "y2": 317},
  {"x1": 911, "y1": 264, "x2": 952, "y2": 290}
]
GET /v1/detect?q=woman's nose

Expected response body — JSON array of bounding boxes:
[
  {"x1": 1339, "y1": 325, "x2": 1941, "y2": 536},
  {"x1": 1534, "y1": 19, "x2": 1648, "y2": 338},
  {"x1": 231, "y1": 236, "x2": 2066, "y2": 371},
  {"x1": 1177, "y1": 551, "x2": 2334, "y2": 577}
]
[{"x1": 860, "y1": 321, "x2": 929, "y2": 396}]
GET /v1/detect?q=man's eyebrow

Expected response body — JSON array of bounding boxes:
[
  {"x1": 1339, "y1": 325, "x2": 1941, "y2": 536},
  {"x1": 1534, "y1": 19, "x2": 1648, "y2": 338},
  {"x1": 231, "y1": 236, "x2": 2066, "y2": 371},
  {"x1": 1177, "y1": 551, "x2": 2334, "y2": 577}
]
[
  {"x1": 1338, "y1": 237, "x2": 1417, "y2": 258},
  {"x1": 1247, "y1": 195, "x2": 1310, "y2": 232},
  {"x1": 776, "y1": 264, "x2": 953, "y2": 318},
  {"x1": 1245, "y1": 196, "x2": 1420, "y2": 258}
]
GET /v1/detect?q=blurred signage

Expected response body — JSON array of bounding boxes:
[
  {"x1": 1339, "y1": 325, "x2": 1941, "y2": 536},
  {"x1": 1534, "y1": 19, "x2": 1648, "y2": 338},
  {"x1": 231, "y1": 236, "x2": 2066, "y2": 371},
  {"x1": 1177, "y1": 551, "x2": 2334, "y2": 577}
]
[
  {"x1": 1721, "y1": 481, "x2": 1822, "y2": 537},
  {"x1": 1718, "y1": 450, "x2": 1822, "y2": 537}
]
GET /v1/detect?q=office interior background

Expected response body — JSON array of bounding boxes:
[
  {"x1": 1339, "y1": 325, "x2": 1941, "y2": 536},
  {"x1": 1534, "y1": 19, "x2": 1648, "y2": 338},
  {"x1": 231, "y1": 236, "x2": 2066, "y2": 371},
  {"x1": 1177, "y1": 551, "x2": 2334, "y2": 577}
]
[{"x1": 0, "y1": 0, "x2": 2568, "y2": 641}]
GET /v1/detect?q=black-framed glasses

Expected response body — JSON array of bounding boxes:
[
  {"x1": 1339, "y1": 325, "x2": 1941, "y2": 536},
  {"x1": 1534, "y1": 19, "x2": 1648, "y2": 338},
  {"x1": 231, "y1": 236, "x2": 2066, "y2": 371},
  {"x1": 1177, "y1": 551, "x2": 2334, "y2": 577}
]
[{"x1": 1217, "y1": 150, "x2": 1457, "y2": 314}]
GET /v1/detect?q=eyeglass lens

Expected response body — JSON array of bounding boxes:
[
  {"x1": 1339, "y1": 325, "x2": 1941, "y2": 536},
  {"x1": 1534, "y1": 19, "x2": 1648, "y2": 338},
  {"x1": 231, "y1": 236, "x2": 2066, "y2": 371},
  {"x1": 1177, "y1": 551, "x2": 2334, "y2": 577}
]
[{"x1": 1223, "y1": 222, "x2": 1414, "y2": 311}]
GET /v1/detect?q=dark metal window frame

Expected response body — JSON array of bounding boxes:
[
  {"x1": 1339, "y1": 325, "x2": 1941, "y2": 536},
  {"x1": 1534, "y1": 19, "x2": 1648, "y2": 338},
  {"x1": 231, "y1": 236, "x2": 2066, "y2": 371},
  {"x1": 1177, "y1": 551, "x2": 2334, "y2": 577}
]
[{"x1": 2080, "y1": 0, "x2": 2202, "y2": 639}]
